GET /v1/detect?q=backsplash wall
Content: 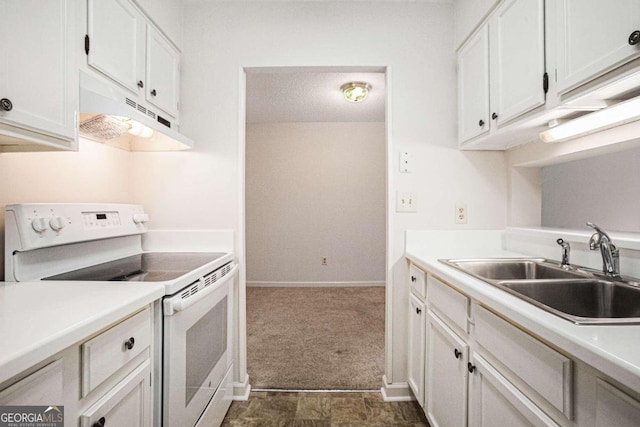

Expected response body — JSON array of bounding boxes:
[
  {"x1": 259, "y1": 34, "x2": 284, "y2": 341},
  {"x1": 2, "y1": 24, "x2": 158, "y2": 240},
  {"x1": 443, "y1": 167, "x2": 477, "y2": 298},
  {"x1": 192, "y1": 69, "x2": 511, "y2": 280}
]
[{"x1": 541, "y1": 145, "x2": 640, "y2": 232}]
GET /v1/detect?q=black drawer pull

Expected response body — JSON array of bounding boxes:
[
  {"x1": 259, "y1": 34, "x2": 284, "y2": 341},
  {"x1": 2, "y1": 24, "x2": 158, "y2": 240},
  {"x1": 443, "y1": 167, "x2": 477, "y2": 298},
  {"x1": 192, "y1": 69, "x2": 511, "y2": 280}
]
[
  {"x1": 629, "y1": 30, "x2": 640, "y2": 45},
  {"x1": 151, "y1": 89, "x2": 157, "y2": 96},
  {"x1": 467, "y1": 362, "x2": 476, "y2": 374},
  {"x1": 92, "y1": 417, "x2": 106, "y2": 427},
  {"x1": 478, "y1": 119, "x2": 485, "y2": 127},
  {"x1": 491, "y1": 112, "x2": 498, "y2": 120},
  {"x1": 0, "y1": 98, "x2": 13, "y2": 111},
  {"x1": 137, "y1": 80, "x2": 144, "y2": 88},
  {"x1": 411, "y1": 276, "x2": 417, "y2": 282},
  {"x1": 124, "y1": 337, "x2": 135, "y2": 350},
  {"x1": 454, "y1": 349, "x2": 461, "y2": 359},
  {"x1": 416, "y1": 307, "x2": 422, "y2": 315}
]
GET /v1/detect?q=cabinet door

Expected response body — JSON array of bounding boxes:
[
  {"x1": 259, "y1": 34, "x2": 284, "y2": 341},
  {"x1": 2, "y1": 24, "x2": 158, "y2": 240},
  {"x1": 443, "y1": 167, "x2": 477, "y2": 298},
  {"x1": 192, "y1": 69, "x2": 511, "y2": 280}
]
[
  {"x1": 490, "y1": 0, "x2": 545, "y2": 125},
  {"x1": 0, "y1": 0, "x2": 76, "y2": 141},
  {"x1": 146, "y1": 25, "x2": 180, "y2": 118},
  {"x1": 458, "y1": 25, "x2": 490, "y2": 144},
  {"x1": 87, "y1": 0, "x2": 145, "y2": 94},
  {"x1": 468, "y1": 354, "x2": 560, "y2": 427},
  {"x1": 0, "y1": 360, "x2": 63, "y2": 406},
  {"x1": 427, "y1": 311, "x2": 468, "y2": 427},
  {"x1": 555, "y1": 0, "x2": 640, "y2": 94},
  {"x1": 80, "y1": 359, "x2": 151, "y2": 427},
  {"x1": 595, "y1": 378, "x2": 640, "y2": 427},
  {"x1": 408, "y1": 294, "x2": 426, "y2": 407}
]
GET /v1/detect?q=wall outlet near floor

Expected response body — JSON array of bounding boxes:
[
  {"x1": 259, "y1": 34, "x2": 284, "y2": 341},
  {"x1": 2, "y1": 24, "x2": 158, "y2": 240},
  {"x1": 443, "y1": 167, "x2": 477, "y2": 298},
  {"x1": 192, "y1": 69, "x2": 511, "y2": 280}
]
[
  {"x1": 455, "y1": 203, "x2": 467, "y2": 224},
  {"x1": 396, "y1": 192, "x2": 417, "y2": 212},
  {"x1": 322, "y1": 257, "x2": 328, "y2": 266}
]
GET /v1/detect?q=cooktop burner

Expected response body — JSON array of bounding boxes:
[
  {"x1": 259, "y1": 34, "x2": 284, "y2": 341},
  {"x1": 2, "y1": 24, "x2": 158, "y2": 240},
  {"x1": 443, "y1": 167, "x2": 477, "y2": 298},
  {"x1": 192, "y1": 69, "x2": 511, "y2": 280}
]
[{"x1": 44, "y1": 252, "x2": 227, "y2": 282}]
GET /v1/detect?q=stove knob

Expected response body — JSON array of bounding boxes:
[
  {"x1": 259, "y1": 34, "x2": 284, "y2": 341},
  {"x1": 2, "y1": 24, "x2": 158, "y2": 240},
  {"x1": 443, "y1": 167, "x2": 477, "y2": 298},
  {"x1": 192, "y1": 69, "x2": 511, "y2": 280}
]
[
  {"x1": 133, "y1": 213, "x2": 149, "y2": 224},
  {"x1": 31, "y1": 217, "x2": 48, "y2": 233},
  {"x1": 49, "y1": 216, "x2": 66, "y2": 231}
]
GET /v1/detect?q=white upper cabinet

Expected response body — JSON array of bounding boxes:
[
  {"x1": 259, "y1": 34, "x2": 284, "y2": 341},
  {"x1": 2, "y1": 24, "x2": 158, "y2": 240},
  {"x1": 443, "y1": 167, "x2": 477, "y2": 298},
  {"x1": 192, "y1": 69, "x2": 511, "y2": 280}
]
[
  {"x1": 490, "y1": 0, "x2": 546, "y2": 125},
  {"x1": 87, "y1": 0, "x2": 146, "y2": 95},
  {"x1": 457, "y1": 0, "x2": 546, "y2": 146},
  {"x1": 554, "y1": 0, "x2": 640, "y2": 94},
  {"x1": 146, "y1": 26, "x2": 180, "y2": 118},
  {"x1": 458, "y1": 26, "x2": 490, "y2": 143},
  {"x1": 86, "y1": 0, "x2": 181, "y2": 119},
  {"x1": 0, "y1": 0, "x2": 77, "y2": 151}
]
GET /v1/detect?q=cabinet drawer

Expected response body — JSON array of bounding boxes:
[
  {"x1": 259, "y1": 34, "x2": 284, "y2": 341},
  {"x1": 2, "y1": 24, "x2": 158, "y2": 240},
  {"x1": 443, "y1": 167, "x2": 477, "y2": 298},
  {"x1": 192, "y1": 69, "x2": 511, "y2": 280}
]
[
  {"x1": 427, "y1": 275, "x2": 469, "y2": 334},
  {"x1": 0, "y1": 360, "x2": 63, "y2": 405},
  {"x1": 474, "y1": 305, "x2": 572, "y2": 419},
  {"x1": 81, "y1": 307, "x2": 151, "y2": 396},
  {"x1": 409, "y1": 263, "x2": 426, "y2": 299}
]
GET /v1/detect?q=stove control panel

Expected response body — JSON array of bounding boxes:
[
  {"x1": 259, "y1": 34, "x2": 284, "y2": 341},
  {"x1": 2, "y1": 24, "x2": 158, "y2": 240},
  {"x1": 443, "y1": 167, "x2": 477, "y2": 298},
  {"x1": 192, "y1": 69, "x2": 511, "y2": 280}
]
[{"x1": 5, "y1": 203, "x2": 148, "y2": 252}]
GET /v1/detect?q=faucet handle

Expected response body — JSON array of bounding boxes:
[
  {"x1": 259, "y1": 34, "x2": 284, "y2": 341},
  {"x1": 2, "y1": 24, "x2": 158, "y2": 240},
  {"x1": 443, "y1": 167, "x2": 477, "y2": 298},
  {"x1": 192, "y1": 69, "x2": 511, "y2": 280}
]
[{"x1": 587, "y1": 222, "x2": 609, "y2": 237}]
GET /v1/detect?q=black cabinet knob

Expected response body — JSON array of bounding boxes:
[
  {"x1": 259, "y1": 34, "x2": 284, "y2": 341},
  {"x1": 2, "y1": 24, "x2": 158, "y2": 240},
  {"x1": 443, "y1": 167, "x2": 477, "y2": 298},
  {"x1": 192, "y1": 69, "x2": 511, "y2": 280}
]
[
  {"x1": 478, "y1": 119, "x2": 485, "y2": 127},
  {"x1": 411, "y1": 276, "x2": 417, "y2": 283},
  {"x1": 137, "y1": 80, "x2": 144, "y2": 88},
  {"x1": 491, "y1": 112, "x2": 498, "y2": 120},
  {"x1": 467, "y1": 362, "x2": 476, "y2": 374},
  {"x1": 151, "y1": 89, "x2": 157, "y2": 96},
  {"x1": 454, "y1": 349, "x2": 461, "y2": 359},
  {"x1": 92, "y1": 417, "x2": 106, "y2": 427},
  {"x1": 0, "y1": 98, "x2": 13, "y2": 112},
  {"x1": 629, "y1": 30, "x2": 640, "y2": 45},
  {"x1": 416, "y1": 307, "x2": 422, "y2": 315},
  {"x1": 124, "y1": 337, "x2": 135, "y2": 350}
]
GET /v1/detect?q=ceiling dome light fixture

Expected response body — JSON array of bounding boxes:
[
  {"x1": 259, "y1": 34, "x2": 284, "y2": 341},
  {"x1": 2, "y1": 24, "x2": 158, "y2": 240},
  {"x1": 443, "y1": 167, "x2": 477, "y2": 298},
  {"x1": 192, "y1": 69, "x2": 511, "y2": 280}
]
[{"x1": 341, "y1": 82, "x2": 372, "y2": 103}]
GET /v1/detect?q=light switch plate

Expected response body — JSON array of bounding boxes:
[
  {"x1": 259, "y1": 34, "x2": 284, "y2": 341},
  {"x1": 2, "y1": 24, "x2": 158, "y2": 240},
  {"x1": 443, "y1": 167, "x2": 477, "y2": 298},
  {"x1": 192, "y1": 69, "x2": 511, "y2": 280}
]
[{"x1": 397, "y1": 192, "x2": 417, "y2": 212}]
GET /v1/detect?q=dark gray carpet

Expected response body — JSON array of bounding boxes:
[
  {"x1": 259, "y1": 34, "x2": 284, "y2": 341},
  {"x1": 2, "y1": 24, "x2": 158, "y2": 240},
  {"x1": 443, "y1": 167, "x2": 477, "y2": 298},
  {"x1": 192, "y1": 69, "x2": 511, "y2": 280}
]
[{"x1": 246, "y1": 287, "x2": 385, "y2": 390}]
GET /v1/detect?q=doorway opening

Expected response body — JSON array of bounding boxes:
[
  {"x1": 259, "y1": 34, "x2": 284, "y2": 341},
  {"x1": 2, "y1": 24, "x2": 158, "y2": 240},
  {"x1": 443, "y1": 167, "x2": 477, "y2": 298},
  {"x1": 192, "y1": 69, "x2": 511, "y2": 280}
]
[{"x1": 243, "y1": 67, "x2": 387, "y2": 390}]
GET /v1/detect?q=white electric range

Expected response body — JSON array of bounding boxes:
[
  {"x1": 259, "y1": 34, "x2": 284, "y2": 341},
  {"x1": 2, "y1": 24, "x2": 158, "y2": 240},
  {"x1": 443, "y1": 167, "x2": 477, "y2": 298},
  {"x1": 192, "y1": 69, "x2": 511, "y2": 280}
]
[{"x1": 4, "y1": 203, "x2": 236, "y2": 427}]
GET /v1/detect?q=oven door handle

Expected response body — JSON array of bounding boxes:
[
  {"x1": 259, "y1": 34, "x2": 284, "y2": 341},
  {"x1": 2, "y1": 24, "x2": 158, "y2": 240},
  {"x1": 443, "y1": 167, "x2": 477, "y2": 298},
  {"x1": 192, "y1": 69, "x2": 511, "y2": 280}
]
[{"x1": 163, "y1": 264, "x2": 238, "y2": 316}]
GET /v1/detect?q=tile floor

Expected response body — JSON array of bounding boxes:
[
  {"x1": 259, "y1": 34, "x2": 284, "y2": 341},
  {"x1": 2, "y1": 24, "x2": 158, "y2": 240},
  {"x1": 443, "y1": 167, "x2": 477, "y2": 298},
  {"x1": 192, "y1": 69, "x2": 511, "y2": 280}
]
[{"x1": 221, "y1": 391, "x2": 431, "y2": 426}]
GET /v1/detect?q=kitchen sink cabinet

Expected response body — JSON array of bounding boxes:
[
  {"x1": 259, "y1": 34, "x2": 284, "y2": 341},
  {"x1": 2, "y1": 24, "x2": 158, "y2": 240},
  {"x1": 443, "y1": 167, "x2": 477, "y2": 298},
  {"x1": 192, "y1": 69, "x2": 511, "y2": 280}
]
[
  {"x1": 552, "y1": 0, "x2": 640, "y2": 95},
  {"x1": 407, "y1": 258, "x2": 640, "y2": 427},
  {"x1": 408, "y1": 293, "x2": 426, "y2": 408},
  {"x1": 86, "y1": 0, "x2": 181, "y2": 119},
  {"x1": 426, "y1": 310, "x2": 469, "y2": 427},
  {"x1": 457, "y1": 0, "x2": 546, "y2": 146},
  {"x1": 0, "y1": 0, "x2": 78, "y2": 152}
]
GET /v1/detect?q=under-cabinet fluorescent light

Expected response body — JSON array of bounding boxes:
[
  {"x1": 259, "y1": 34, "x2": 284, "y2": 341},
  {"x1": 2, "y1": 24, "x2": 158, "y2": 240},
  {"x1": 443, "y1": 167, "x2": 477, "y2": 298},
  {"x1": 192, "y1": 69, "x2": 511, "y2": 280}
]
[{"x1": 540, "y1": 95, "x2": 640, "y2": 143}]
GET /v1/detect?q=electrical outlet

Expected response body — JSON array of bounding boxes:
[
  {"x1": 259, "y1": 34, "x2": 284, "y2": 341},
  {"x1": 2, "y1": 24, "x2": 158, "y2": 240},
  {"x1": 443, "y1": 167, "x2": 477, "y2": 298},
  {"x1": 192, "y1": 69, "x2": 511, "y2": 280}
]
[
  {"x1": 455, "y1": 204, "x2": 467, "y2": 224},
  {"x1": 396, "y1": 192, "x2": 417, "y2": 212},
  {"x1": 399, "y1": 151, "x2": 413, "y2": 173},
  {"x1": 322, "y1": 257, "x2": 328, "y2": 266}
]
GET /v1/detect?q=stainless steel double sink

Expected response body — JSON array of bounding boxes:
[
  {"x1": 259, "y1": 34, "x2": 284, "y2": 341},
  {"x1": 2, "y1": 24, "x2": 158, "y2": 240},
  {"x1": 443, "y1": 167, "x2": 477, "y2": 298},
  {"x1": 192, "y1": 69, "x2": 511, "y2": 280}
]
[{"x1": 439, "y1": 258, "x2": 640, "y2": 324}]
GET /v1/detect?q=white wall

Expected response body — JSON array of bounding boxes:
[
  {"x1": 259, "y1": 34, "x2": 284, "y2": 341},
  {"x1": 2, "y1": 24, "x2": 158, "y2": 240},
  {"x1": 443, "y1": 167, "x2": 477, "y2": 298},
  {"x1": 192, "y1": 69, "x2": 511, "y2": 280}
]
[
  {"x1": 0, "y1": 139, "x2": 133, "y2": 278},
  {"x1": 542, "y1": 146, "x2": 640, "y2": 232},
  {"x1": 131, "y1": 0, "x2": 508, "y2": 386},
  {"x1": 246, "y1": 122, "x2": 386, "y2": 285}
]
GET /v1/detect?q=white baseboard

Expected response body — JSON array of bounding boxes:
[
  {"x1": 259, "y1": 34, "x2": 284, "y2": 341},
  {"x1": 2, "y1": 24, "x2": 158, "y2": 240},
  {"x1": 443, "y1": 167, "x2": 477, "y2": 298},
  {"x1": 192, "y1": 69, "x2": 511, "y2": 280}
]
[
  {"x1": 246, "y1": 281, "x2": 385, "y2": 288},
  {"x1": 380, "y1": 375, "x2": 414, "y2": 402}
]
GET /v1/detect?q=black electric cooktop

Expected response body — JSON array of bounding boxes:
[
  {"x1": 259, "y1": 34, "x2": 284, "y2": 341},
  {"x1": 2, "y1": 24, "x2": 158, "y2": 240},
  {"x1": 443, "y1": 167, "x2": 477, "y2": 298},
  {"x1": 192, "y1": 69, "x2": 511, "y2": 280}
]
[{"x1": 44, "y1": 252, "x2": 228, "y2": 282}]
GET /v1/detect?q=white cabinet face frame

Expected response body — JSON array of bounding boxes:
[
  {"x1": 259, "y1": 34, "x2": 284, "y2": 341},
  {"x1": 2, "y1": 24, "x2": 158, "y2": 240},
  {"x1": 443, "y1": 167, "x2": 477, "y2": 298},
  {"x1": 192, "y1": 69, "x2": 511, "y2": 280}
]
[
  {"x1": 490, "y1": 0, "x2": 546, "y2": 125},
  {"x1": 0, "y1": 0, "x2": 76, "y2": 142},
  {"x1": 458, "y1": 25, "x2": 491, "y2": 144},
  {"x1": 554, "y1": 0, "x2": 640, "y2": 94},
  {"x1": 427, "y1": 311, "x2": 469, "y2": 427},
  {"x1": 408, "y1": 293, "x2": 426, "y2": 407},
  {"x1": 86, "y1": 0, "x2": 145, "y2": 95},
  {"x1": 146, "y1": 25, "x2": 180, "y2": 118},
  {"x1": 468, "y1": 354, "x2": 560, "y2": 427}
]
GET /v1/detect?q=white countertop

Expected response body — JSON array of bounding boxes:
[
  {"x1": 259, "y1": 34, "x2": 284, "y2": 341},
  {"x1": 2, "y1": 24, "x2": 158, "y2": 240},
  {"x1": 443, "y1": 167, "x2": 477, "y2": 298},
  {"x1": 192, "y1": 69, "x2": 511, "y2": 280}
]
[
  {"x1": 0, "y1": 281, "x2": 165, "y2": 385},
  {"x1": 405, "y1": 229, "x2": 640, "y2": 394}
]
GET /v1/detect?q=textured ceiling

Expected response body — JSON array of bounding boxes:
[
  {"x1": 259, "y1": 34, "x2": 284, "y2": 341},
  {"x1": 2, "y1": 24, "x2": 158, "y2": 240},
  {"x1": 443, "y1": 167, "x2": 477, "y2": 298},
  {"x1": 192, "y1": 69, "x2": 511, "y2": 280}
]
[{"x1": 246, "y1": 72, "x2": 385, "y2": 123}]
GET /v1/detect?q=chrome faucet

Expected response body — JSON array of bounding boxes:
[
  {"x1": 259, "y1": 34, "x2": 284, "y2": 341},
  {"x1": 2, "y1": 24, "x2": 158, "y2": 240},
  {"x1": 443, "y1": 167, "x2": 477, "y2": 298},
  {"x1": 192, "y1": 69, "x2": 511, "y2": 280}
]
[
  {"x1": 556, "y1": 238, "x2": 570, "y2": 268},
  {"x1": 587, "y1": 222, "x2": 620, "y2": 277}
]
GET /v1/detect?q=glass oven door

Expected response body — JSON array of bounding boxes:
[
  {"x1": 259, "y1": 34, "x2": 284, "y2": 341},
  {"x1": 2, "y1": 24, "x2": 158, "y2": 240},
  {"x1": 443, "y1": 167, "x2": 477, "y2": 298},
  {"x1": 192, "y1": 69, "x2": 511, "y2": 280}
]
[{"x1": 162, "y1": 264, "x2": 237, "y2": 427}]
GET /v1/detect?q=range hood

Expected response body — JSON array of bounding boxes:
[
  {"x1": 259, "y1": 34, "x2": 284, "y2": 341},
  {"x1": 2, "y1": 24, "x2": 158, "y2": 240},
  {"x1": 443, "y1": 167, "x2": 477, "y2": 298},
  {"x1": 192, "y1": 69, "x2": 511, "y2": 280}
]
[{"x1": 79, "y1": 71, "x2": 194, "y2": 151}]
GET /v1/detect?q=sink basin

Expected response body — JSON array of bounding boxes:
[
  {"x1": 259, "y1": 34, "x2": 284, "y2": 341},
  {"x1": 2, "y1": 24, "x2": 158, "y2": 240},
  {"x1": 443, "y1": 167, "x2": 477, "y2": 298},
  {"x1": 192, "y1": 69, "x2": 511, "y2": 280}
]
[
  {"x1": 442, "y1": 258, "x2": 588, "y2": 281},
  {"x1": 499, "y1": 279, "x2": 640, "y2": 324},
  {"x1": 439, "y1": 257, "x2": 640, "y2": 324}
]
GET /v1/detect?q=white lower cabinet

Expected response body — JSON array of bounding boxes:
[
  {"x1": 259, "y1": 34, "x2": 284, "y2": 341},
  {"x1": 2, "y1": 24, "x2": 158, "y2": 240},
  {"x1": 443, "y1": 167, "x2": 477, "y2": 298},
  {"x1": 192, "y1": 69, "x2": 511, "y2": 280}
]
[
  {"x1": 595, "y1": 379, "x2": 640, "y2": 427},
  {"x1": 80, "y1": 359, "x2": 150, "y2": 427},
  {"x1": 468, "y1": 354, "x2": 559, "y2": 427},
  {"x1": 426, "y1": 311, "x2": 469, "y2": 427},
  {"x1": 408, "y1": 293, "x2": 426, "y2": 407},
  {"x1": 0, "y1": 360, "x2": 63, "y2": 406}
]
